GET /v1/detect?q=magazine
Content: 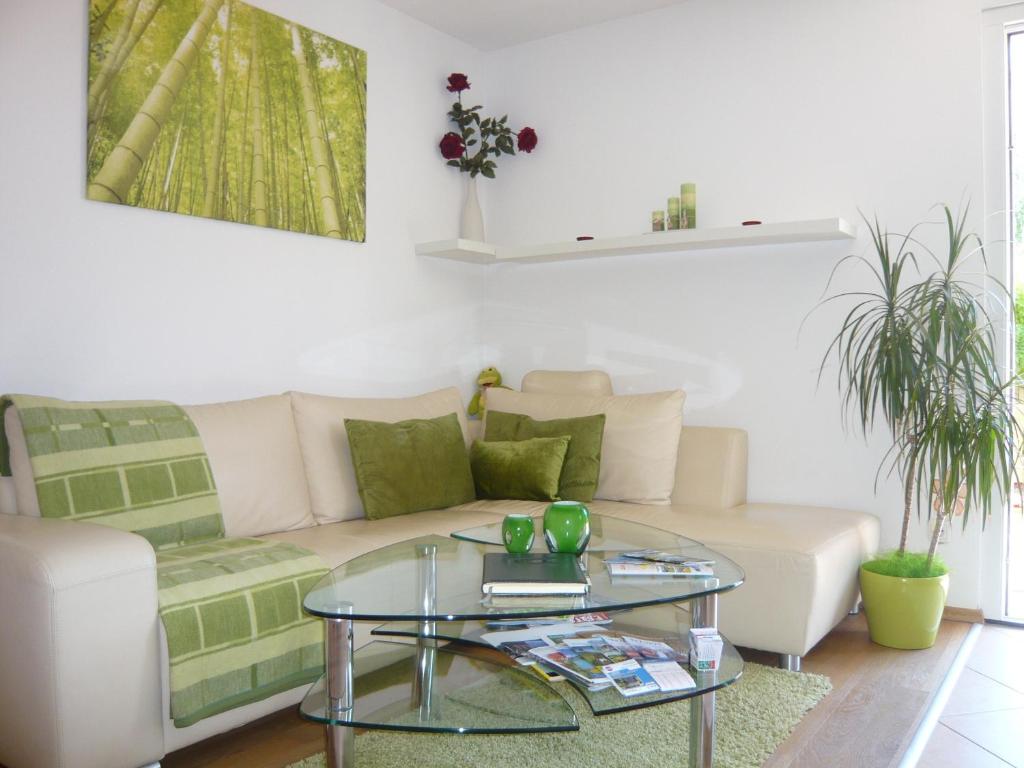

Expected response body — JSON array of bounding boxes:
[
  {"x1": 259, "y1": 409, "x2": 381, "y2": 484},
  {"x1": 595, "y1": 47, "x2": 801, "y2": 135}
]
[
  {"x1": 528, "y1": 645, "x2": 616, "y2": 689},
  {"x1": 620, "y1": 635, "x2": 679, "y2": 661},
  {"x1": 485, "y1": 612, "x2": 613, "y2": 628},
  {"x1": 604, "y1": 559, "x2": 714, "y2": 578},
  {"x1": 481, "y1": 622, "x2": 690, "y2": 695},
  {"x1": 561, "y1": 637, "x2": 631, "y2": 666},
  {"x1": 602, "y1": 659, "x2": 660, "y2": 697},
  {"x1": 642, "y1": 660, "x2": 696, "y2": 692},
  {"x1": 497, "y1": 638, "x2": 551, "y2": 665},
  {"x1": 620, "y1": 549, "x2": 716, "y2": 566},
  {"x1": 480, "y1": 622, "x2": 600, "y2": 664}
]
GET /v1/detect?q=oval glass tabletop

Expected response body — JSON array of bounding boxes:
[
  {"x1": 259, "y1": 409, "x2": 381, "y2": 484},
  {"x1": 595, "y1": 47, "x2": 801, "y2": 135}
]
[{"x1": 303, "y1": 533, "x2": 744, "y2": 622}]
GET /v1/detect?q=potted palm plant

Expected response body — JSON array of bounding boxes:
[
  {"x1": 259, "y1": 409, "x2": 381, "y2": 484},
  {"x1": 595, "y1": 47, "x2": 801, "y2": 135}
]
[{"x1": 819, "y1": 205, "x2": 1019, "y2": 649}]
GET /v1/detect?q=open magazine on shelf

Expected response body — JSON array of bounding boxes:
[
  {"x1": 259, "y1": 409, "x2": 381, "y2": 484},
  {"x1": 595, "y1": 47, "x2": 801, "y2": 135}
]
[{"x1": 479, "y1": 620, "x2": 696, "y2": 696}]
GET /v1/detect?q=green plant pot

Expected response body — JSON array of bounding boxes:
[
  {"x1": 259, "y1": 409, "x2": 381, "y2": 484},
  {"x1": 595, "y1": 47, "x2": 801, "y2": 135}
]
[{"x1": 859, "y1": 566, "x2": 949, "y2": 649}]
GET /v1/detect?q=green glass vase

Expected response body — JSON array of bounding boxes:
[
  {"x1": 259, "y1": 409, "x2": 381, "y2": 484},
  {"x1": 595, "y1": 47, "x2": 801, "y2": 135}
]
[
  {"x1": 543, "y1": 501, "x2": 591, "y2": 554},
  {"x1": 502, "y1": 514, "x2": 536, "y2": 554}
]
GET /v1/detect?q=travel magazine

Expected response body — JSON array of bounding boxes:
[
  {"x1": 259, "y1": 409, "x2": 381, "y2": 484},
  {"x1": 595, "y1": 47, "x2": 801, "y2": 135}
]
[
  {"x1": 480, "y1": 621, "x2": 694, "y2": 697},
  {"x1": 603, "y1": 557, "x2": 714, "y2": 578}
]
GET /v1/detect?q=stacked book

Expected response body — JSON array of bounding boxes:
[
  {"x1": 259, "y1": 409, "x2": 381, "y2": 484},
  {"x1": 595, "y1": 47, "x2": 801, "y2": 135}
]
[
  {"x1": 480, "y1": 622, "x2": 696, "y2": 697},
  {"x1": 481, "y1": 552, "x2": 590, "y2": 596}
]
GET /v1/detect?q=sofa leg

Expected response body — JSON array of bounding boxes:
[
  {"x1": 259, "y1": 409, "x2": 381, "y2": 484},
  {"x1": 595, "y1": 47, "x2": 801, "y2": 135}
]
[
  {"x1": 779, "y1": 654, "x2": 801, "y2": 672},
  {"x1": 849, "y1": 601, "x2": 861, "y2": 615}
]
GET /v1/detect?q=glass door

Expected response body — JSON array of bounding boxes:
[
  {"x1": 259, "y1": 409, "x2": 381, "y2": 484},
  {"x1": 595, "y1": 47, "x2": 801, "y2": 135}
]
[{"x1": 1007, "y1": 30, "x2": 1024, "y2": 622}]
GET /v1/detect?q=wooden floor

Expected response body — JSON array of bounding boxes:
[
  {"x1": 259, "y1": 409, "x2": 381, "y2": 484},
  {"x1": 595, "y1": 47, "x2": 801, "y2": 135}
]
[{"x1": 164, "y1": 614, "x2": 970, "y2": 768}]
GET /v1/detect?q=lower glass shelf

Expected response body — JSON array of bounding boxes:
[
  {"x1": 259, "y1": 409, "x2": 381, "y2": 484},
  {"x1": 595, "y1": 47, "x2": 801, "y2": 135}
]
[
  {"x1": 372, "y1": 603, "x2": 744, "y2": 716},
  {"x1": 299, "y1": 640, "x2": 579, "y2": 733}
]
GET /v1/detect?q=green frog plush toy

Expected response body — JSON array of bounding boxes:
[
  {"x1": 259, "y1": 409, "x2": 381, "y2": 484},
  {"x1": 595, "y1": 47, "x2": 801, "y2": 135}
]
[{"x1": 468, "y1": 366, "x2": 510, "y2": 419}]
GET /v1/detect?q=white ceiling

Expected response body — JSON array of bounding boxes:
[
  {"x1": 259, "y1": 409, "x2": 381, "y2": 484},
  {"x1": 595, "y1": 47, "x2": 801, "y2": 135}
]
[{"x1": 378, "y1": 0, "x2": 690, "y2": 51}]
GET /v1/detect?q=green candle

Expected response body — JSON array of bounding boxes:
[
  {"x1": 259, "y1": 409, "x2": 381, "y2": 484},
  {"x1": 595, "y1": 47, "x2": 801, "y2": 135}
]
[
  {"x1": 667, "y1": 197, "x2": 681, "y2": 230},
  {"x1": 652, "y1": 210, "x2": 666, "y2": 231},
  {"x1": 681, "y1": 183, "x2": 696, "y2": 229}
]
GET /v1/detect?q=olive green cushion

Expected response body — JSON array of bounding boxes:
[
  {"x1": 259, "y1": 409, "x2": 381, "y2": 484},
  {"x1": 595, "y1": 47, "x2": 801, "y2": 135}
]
[
  {"x1": 344, "y1": 413, "x2": 475, "y2": 520},
  {"x1": 485, "y1": 411, "x2": 605, "y2": 502},
  {"x1": 470, "y1": 437, "x2": 571, "y2": 502}
]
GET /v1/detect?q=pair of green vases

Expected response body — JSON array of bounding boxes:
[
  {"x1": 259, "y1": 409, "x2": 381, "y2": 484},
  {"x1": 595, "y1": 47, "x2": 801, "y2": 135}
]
[{"x1": 502, "y1": 501, "x2": 591, "y2": 555}]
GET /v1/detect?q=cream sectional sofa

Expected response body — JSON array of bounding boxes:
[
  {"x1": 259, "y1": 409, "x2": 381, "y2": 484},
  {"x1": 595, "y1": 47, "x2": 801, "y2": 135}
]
[{"x1": 0, "y1": 371, "x2": 879, "y2": 768}]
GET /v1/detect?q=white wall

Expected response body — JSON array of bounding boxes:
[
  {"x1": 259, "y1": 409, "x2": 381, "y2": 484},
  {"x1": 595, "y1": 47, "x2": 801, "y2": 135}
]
[
  {"x1": 480, "y1": 0, "x2": 992, "y2": 608},
  {"x1": 0, "y1": 0, "x2": 1003, "y2": 609},
  {"x1": 0, "y1": 0, "x2": 486, "y2": 404}
]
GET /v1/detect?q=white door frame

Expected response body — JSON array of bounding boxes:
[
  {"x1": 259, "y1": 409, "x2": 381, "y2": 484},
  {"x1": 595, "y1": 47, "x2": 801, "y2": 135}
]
[{"x1": 981, "y1": 3, "x2": 1024, "y2": 620}]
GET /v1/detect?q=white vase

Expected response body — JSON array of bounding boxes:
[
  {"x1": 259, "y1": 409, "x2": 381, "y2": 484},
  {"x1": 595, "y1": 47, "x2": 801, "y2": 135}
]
[{"x1": 460, "y1": 175, "x2": 485, "y2": 241}]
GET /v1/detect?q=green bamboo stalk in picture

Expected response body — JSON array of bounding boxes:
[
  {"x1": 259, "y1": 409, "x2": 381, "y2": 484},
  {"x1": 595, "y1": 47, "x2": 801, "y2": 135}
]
[
  {"x1": 652, "y1": 210, "x2": 665, "y2": 232},
  {"x1": 681, "y1": 183, "x2": 696, "y2": 229},
  {"x1": 667, "y1": 197, "x2": 681, "y2": 230},
  {"x1": 86, "y1": 0, "x2": 367, "y2": 242}
]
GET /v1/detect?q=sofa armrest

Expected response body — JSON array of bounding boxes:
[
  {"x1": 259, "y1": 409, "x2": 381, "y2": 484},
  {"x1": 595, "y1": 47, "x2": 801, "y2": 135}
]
[
  {"x1": 0, "y1": 516, "x2": 164, "y2": 768},
  {"x1": 672, "y1": 426, "x2": 748, "y2": 508}
]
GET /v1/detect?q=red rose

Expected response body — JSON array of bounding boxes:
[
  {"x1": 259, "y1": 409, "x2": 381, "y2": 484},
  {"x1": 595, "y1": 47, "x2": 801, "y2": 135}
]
[
  {"x1": 439, "y1": 132, "x2": 466, "y2": 160},
  {"x1": 446, "y1": 73, "x2": 470, "y2": 93},
  {"x1": 517, "y1": 127, "x2": 538, "y2": 153}
]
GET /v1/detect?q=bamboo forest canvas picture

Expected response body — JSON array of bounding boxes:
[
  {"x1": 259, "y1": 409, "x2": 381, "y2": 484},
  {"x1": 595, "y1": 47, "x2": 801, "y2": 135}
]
[{"x1": 87, "y1": 0, "x2": 367, "y2": 242}]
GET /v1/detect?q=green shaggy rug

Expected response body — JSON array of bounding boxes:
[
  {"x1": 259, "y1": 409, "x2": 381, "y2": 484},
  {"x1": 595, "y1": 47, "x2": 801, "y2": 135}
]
[{"x1": 287, "y1": 662, "x2": 830, "y2": 768}]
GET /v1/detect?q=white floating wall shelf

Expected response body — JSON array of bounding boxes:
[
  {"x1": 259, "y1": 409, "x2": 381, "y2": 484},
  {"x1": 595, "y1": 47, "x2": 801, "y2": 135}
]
[{"x1": 416, "y1": 218, "x2": 857, "y2": 265}]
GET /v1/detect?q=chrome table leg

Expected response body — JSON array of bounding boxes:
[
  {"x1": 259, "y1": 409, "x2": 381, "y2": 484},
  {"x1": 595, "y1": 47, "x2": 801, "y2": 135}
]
[
  {"x1": 326, "y1": 606, "x2": 354, "y2": 768},
  {"x1": 412, "y1": 543, "x2": 438, "y2": 722},
  {"x1": 689, "y1": 593, "x2": 718, "y2": 768}
]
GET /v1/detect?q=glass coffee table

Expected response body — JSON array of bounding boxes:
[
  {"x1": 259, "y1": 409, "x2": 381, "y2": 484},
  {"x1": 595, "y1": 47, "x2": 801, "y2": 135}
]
[{"x1": 301, "y1": 514, "x2": 745, "y2": 768}]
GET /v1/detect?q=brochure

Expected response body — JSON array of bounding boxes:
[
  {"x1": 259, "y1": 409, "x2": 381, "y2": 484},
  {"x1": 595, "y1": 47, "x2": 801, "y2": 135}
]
[
  {"x1": 602, "y1": 659, "x2": 660, "y2": 697},
  {"x1": 604, "y1": 559, "x2": 714, "y2": 578},
  {"x1": 561, "y1": 637, "x2": 631, "y2": 666},
  {"x1": 485, "y1": 612, "x2": 612, "y2": 628},
  {"x1": 616, "y1": 635, "x2": 678, "y2": 661},
  {"x1": 620, "y1": 549, "x2": 716, "y2": 566},
  {"x1": 529, "y1": 645, "x2": 616, "y2": 687},
  {"x1": 480, "y1": 622, "x2": 600, "y2": 664},
  {"x1": 481, "y1": 621, "x2": 692, "y2": 696},
  {"x1": 642, "y1": 660, "x2": 696, "y2": 692}
]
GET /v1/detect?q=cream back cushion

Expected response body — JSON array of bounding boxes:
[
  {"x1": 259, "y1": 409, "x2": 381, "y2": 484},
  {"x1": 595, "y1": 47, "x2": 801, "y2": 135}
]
[
  {"x1": 521, "y1": 370, "x2": 613, "y2": 397},
  {"x1": 486, "y1": 388, "x2": 685, "y2": 505},
  {"x1": 290, "y1": 387, "x2": 470, "y2": 523},
  {"x1": 183, "y1": 395, "x2": 315, "y2": 537}
]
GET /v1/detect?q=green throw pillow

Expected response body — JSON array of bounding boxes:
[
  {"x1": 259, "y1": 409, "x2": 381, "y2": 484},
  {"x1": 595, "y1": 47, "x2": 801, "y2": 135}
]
[
  {"x1": 470, "y1": 436, "x2": 571, "y2": 502},
  {"x1": 345, "y1": 412, "x2": 475, "y2": 520},
  {"x1": 485, "y1": 411, "x2": 606, "y2": 501}
]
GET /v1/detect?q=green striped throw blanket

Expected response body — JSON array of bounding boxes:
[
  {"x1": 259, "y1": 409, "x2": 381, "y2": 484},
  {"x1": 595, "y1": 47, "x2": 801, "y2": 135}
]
[
  {"x1": 158, "y1": 538, "x2": 326, "y2": 726},
  {"x1": 1, "y1": 395, "x2": 327, "y2": 727},
  {"x1": 0, "y1": 394, "x2": 224, "y2": 549}
]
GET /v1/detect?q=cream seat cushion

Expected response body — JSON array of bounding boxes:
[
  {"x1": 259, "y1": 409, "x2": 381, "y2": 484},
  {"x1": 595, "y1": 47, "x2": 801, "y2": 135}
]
[
  {"x1": 289, "y1": 388, "x2": 471, "y2": 524},
  {"x1": 262, "y1": 505, "x2": 506, "y2": 569},
  {"x1": 183, "y1": 396, "x2": 315, "y2": 537},
  {"x1": 588, "y1": 500, "x2": 880, "y2": 656},
  {"x1": 486, "y1": 388, "x2": 685, "y2": 505}
]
